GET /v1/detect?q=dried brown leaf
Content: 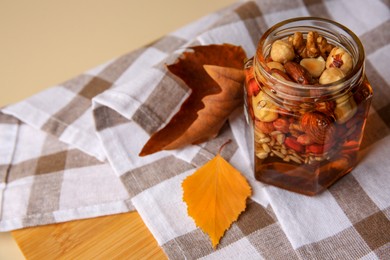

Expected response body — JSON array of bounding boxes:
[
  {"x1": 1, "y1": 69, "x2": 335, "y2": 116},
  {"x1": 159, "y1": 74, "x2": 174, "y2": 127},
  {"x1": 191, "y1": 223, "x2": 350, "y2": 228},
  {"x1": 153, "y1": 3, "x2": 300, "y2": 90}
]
[{"x1": 139, "y1": 44, "x2": 246, "y2": 156}]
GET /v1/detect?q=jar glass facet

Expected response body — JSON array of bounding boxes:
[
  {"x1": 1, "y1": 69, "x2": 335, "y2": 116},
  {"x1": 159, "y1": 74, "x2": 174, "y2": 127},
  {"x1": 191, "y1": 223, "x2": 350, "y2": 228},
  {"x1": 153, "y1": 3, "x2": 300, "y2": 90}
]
[{"x1": 244, "y1": 17, "x2": 373, "y2": 195}]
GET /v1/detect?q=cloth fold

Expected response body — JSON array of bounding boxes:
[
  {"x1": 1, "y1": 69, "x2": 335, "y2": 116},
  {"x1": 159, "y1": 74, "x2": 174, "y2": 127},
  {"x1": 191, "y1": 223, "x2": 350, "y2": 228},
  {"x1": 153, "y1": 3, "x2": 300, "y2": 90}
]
[{"x1": 1, "y1": 0, "x2": 389, "y2": 259}]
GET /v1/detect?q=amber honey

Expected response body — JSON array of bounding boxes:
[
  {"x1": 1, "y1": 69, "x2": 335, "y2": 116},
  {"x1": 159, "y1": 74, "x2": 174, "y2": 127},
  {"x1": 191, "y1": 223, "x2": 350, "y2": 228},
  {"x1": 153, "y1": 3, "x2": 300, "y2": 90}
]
[{"x1": 244, "y1": 18, "x2": 372, "y2": 195}]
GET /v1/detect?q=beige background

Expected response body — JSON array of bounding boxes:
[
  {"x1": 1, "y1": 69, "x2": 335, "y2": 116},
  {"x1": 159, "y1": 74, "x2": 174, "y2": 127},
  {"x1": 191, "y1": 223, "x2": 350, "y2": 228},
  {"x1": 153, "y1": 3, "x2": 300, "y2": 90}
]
[
  {"x1": 0, "y1": 0, "x2": 237, "y2": 258},
  {"x1": 1, "y1": 0, "x2": 237, "y2": 107}
]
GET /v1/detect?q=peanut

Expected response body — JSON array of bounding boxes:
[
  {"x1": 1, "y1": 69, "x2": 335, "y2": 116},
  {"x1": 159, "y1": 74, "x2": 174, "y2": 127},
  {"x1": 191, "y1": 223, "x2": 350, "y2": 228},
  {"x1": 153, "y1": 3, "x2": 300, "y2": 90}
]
[
  {"x1": 256, "y1": 151, "x2": 269, "y2": 159},
  {"x1": 262, "y1": 143, "x2": 271, "y2": 153},
  {"x1": 276, "y1": 133, "x2": 285, "y2": 145}
]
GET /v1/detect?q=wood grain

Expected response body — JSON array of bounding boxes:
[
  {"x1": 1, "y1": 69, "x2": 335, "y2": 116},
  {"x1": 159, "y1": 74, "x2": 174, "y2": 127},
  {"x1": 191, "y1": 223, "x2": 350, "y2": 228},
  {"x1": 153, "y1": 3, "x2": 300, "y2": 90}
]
[{"x1": 12, "y1": 212, "x2": 167, "y2": 259}]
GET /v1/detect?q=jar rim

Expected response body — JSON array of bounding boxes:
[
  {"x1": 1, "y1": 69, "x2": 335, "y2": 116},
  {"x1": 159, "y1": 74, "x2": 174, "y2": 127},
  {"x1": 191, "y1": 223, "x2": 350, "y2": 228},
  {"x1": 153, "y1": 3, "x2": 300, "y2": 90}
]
[{"x1": 255, "y1": 17, "x2": 365, "y2": 94}]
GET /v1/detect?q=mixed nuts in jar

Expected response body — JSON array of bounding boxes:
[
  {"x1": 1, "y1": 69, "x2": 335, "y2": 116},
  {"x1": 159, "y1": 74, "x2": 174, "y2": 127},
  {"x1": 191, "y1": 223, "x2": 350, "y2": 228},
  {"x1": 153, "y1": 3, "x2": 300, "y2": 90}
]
[{"x1": 244, "y1": 17, "x2": 373, "y2": 195}]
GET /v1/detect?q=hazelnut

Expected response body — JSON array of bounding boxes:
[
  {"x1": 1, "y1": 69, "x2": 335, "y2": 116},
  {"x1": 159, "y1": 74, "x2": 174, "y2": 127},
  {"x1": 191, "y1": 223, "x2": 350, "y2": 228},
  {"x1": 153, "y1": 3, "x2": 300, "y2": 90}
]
[
  {"x1": 326, "y1": 47, "x2": 353, "y2": 75},
  {"x1": 319, "y1": 67, "x2": 345, "y2": 85},
  {"x1": 334, "y1": 95, "x2": 358, "y2": 124},
  {"x1": 300, "y1": 56, "x2": 325, "y2": 78},
  {"x1": 266, "y1": 61, "x2": 285, "y2": 72},
  {"x1": 270, "y1": 40, "x2": 295, "y2": 64},
  {"x1": 252, "y1": 91, "x2": 279, "y2": 122}
]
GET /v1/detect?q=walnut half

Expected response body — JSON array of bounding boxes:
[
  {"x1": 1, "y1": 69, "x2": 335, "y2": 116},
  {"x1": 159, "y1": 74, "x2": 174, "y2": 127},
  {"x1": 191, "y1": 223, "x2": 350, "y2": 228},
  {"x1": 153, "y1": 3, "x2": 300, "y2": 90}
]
[{"x1": 288, "y1": 31, "x2": 334, "y2": 59}]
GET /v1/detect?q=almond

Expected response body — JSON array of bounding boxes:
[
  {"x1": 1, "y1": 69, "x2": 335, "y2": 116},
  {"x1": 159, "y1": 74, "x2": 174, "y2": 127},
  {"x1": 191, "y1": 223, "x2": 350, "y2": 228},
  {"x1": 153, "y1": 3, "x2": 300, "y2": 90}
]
[
  {"x1": 284, "y1": 61, "x2": 314, "y2": 85},
  {"x1": 297, "y1": 134, "x2": 314, "y2": 145},
  {"x1": 300, "y1": 112, "x2": 336, "y2": 144},
  {"x1": 271, "y1": 68, "x2": 292, "y2": 82}
]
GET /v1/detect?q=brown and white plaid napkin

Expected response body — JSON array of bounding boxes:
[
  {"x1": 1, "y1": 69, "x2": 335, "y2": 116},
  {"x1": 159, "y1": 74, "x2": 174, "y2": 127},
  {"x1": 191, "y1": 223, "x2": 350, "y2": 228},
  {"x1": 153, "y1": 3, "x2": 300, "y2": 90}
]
[{"x1": 1, "y1": 0, "x2": 389, "y2": 258}]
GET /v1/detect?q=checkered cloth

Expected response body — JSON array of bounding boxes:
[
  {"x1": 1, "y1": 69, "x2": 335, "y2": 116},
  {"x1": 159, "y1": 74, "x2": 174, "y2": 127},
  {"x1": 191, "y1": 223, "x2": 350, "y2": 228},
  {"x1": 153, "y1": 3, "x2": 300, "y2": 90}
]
[{"x1": 1, "y1": 0, "x2": 389, "y2": 258}]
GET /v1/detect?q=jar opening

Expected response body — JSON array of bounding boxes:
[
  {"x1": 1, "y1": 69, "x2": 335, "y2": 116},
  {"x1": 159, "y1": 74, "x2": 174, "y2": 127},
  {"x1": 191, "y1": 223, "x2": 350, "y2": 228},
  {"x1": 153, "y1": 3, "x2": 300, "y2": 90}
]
[{"x1": 254, "y1": 17, "x2": 365, "y2": 103}]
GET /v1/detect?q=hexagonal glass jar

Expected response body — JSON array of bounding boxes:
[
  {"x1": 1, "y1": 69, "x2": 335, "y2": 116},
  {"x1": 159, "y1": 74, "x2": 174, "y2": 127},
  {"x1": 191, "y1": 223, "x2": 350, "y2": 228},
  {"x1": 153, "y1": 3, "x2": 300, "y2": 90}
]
[{"x1": 244, "y1": 17, "x2": 373, "y2": 195}]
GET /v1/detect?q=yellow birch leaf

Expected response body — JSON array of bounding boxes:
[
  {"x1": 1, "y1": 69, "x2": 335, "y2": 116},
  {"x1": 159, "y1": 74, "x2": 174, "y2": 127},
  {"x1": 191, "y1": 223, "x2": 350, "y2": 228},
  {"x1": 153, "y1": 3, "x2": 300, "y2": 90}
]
[{"x1": 182, "y1": 144, "x2": 251, "y2": 248}]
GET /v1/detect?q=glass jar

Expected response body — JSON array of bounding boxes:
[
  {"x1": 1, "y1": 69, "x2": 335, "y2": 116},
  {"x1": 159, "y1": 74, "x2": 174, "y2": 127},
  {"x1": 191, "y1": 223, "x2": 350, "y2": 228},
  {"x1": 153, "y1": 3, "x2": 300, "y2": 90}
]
[{"x1": 244, "y1": 17, "x2": 372, "y2": 196}]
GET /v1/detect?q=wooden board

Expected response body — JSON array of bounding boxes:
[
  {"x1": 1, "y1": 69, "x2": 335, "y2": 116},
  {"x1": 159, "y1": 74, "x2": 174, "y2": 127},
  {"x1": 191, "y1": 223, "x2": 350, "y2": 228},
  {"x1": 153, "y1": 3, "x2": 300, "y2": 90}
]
[{"x1": 12, "y1": 212, "x2": 166, "y2": 259}]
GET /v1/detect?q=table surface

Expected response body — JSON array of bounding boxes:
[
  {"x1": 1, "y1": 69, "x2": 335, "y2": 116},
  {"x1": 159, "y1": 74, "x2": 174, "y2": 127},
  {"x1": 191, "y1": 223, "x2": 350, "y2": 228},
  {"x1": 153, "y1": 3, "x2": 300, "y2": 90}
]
[
  {"x1": 12, "y1": 212, "x2": 166, "y2": 259},
  {"x1": 1, "y1": 0, "x2": 236, "y2": 258}
]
